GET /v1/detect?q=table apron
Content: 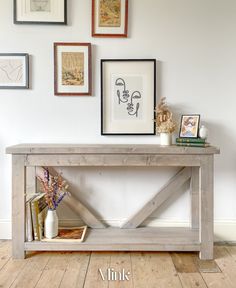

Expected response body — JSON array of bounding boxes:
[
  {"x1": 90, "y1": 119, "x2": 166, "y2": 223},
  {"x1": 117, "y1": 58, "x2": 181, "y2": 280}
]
[{"x1": 24, "y1": 154, "x2": 204, "y2": 167}]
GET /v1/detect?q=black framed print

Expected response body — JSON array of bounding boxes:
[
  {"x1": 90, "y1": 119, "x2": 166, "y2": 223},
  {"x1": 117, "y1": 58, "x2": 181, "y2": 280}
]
[
  {"x1": 0, "y1": 53, "x2": 29, "y2": 89},
  {"x1": 14, "y1": 0, "x2": 67, "y2": 25},
  {"x1": 101, "y1": 59, "x2": 156, "y2": 135}
]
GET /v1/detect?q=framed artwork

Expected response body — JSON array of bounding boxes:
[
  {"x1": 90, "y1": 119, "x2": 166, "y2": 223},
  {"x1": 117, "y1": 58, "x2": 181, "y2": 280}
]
[
  {"x1": 92, "y1": 0, "x2": 128, "y2": 37},
  {"x1": 54, "y1": 43, "x2": 92, "y2": 96},
  {"x1": 179, "y1": 115, "x2": 200, "y2": 138},
  {"x1": 101, "y1": 59, "x2": 156, "y2": 135},
  {"x1": 0, "y1": 53, "x2": 29, "y2": 89},
  {"x1": 14, "y1": 0, "x2": 67, "y2": 25}
]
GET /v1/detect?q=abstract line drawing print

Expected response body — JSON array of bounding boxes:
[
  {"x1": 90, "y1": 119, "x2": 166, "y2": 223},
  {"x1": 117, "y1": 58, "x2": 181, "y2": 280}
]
[
  {"x1": 99, "y1": 0, "x2": 121, "y2": 27},
  {"x1": 0, "y1": 59, "x2": 24, "y2": 84},
  {"x1": 113, "y1": 76, "x2": 143, "y2": 120},
  {"x1": 30, "y1": 0, "x2": 51, "y2": 12},
  {"x1": 62, "y1": 52, "x2": 84, "y2": 86}
]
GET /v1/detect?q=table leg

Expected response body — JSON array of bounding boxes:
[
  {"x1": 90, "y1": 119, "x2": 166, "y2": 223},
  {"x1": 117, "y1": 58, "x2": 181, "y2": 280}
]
[
  {"x1": 191, "y1": 167, "x2": 199, "y2": 229},
  {"x1": 12, "y1": 155, "x2": 26, "y2": 259},
  {"x1": 199, "y1": 155, "x2": 214, "y2": 260}
]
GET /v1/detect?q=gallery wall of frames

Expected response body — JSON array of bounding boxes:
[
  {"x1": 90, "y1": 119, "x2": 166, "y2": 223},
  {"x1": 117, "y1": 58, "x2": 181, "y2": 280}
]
[
  {"x1": 1, "y1": 0, "x2": 236, "y2": 241},
  {"x1": 1, "y1": 0, "x2": 151, "y2": 135}
]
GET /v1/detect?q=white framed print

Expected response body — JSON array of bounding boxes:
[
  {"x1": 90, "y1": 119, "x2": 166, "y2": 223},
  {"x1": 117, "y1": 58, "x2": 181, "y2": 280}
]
[
  {"x1": 101, "y1": 59, "x2": 156, "y2": 135},
  {"x1": 0, "y1": 53, "x2": 29, "y2": 89},
  {"x1": 14, "y1": 0, "x2": 67, "y2": 24},
  {"x1": 54, "y1": 43, "x2": 92, "y2": 96},
  {"x1": 92, "y1": 0, "x2": 128, "y2": 37}
]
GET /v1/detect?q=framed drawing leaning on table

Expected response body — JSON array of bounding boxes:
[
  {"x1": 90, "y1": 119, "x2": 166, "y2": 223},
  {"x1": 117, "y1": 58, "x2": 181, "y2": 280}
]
[{"x1": 179, "y1": 114, "x2": 200, "y2": 138}]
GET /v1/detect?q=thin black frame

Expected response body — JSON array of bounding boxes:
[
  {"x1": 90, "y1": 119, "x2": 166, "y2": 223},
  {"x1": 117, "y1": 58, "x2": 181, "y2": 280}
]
[
  {"x1": 101, "y1": 59, "x2": 156, "y2": 135},
  {"x1": 179, "y1": 114, "x2": 201, "y2": 138},
  {"x1": 14, "y1": 0, "x2": 67, "y2": 25},
  {"x1": 0, "y1": 53, "x2": 29, "y2": 89}
]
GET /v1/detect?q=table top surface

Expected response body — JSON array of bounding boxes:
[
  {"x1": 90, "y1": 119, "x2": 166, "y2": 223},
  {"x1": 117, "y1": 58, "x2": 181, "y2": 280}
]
[{"x1": 6, "y1": 144, "x2": 220, "y2": 155}]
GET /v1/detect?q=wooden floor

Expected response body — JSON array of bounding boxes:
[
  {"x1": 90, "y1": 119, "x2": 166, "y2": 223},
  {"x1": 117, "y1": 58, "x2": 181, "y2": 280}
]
[{"x1": 0, "y1": 241, "x2": 236, "y2": 288}]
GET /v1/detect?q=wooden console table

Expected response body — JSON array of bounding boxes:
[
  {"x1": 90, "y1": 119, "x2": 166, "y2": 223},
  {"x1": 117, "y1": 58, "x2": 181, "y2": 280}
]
[{"x1": 6, "y1": 144, "x2": 220, "y2": 260}]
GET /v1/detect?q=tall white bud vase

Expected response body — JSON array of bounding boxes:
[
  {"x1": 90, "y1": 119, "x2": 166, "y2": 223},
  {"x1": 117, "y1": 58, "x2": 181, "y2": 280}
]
[
  {"x1": 199, "y1": 125, "x2": 208, "y2": 140},
  {"x1": 160, "y1": 133, "x2": 172, "y2": 146},
  {"x1": 44, "y1": 209, "x2": 58, "y2": 239}
]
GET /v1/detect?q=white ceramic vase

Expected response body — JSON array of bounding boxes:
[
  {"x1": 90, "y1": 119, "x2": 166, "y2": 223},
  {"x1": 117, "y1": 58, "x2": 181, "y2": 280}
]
[
  {"x1": 199, "y1": 125, "x2": 208, "y2": 140},
  {"x1": 160, "y1": 133, "x2": 172, "y2": 146},
  {"x1": 44, "y1": 209, "x2": 58, "y2": 239}
]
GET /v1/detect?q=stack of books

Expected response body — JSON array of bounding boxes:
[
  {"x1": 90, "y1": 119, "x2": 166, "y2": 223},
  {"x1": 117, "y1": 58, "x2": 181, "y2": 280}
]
[
  {"x1": 176, "y1": 137, "x2": 210, "y2": 148},
  {"x1": 26, "y1": 193, "x2": 87, "y2": 242},
  {"x1": 26, "y1": 193, "x2": 47, "y2": 242}
]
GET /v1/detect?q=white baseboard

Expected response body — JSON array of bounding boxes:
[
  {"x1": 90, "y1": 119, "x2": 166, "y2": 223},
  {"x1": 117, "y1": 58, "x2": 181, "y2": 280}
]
[
  {"x1": 1, "y1": 218, "x2": 236, "y2": 242},
  {"x1": 0, "y1": 220, "x2": 11, "y2": 240},
  {"x1": 214, "y1": 220, "x2": 236, "y2": 242}
]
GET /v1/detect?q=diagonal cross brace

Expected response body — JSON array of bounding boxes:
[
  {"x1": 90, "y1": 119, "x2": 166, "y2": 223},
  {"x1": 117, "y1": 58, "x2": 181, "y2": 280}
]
[
  {"x1": 36, "y1": 166, "x2": 106, "y2": 229},
  {"x1": 121, "y1": 167, "x2": 192, "y2": 229}
]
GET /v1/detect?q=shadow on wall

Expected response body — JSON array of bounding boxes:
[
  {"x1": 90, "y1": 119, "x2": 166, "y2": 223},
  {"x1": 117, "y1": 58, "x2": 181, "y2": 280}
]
[
  {"x1": 205, "y1": 121, "x2": 236, "y2": 172},
  {"x1": 156, "y1": 60, "x2": 162, "y2": 102}
]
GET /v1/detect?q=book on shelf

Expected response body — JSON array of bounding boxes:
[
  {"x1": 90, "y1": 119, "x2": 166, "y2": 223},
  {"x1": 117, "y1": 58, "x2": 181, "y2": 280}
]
[
  {"x1": 31, "y1": 193, "x2": 47, "y2": 241},
  {"x1": 176, "y1": 137, "x2": 206, "y2": 144},
  {"x1": 176, "y1": 142, "x2": 210, "y2": 148},
  {"x1": 42, "y1": 226, "x2": 87, "y2": 243},
  {"x1": 25, "y1": 194, "x2": 38, "y2": 242}
]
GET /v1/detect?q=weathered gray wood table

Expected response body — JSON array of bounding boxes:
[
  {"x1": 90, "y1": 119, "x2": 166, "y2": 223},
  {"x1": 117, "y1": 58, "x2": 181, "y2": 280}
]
[{"x1": 6, "y1": 144, "x2": 220, "y2": 260}]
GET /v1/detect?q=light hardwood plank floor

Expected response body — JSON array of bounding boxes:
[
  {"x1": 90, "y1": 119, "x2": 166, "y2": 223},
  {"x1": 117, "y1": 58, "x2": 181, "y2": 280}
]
[{"x1": 0, "y1": 241, "x2": 235, "y2": 288}]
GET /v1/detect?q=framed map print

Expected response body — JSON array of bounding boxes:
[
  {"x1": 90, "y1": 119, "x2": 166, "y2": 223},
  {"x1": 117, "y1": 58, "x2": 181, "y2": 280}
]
[
  {"x1": 101, "y1": 59, "x2": 156, "y2": 135},
  {"x1": 92, "y1": 0, "x2": 128, "y2": 37},
  {"x1": 0, "y1": 53, "x2": 29, "y2": 89},
  {"x1": 54, "y1": 43, "x2": 92, "y2": 96},
  {"x1": 14, "y1": 0, "x2": 67, "y2": 24}
]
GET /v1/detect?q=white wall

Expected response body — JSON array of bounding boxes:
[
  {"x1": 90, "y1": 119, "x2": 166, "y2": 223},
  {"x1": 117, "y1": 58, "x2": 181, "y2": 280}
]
[{"x1": 1, "y1": 0, "x2": 236, "y2": 240}]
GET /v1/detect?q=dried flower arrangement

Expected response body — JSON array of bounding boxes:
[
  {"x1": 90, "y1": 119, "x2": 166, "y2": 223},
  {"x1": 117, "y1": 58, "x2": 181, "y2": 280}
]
[
  {"x1": 37, "y1": 168, "x2": 69, "y2": 211},
  {"x1": 155, "y1": 97, "x2": 176, "y2": 134}
]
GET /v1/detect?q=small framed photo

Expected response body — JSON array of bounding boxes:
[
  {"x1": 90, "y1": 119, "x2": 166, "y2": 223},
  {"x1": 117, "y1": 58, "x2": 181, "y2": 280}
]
[
  {"x1": 0, "y1": 53, "x2": 29, "y2": 89},
  {"x1": 54, "y1": 43, "x2": 92, "y2": 96},
  {"x1": 92, "y1": 0, "x2": 128, "y2": 37},
  {"x1": 101, "y1": 59, "x2": 156, "y2": 135},
  {"x1": 179, "y1": 115, "x2": 200, "y2": 138},
  {"x1": 14, "y1": 0, "x2": 67, "y2": 25}
]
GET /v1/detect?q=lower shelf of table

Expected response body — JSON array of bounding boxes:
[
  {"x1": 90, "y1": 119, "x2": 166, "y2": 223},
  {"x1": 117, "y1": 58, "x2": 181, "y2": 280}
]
[{"x1": 25, "y1": 227, "x2": 200, "y2": 252}]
